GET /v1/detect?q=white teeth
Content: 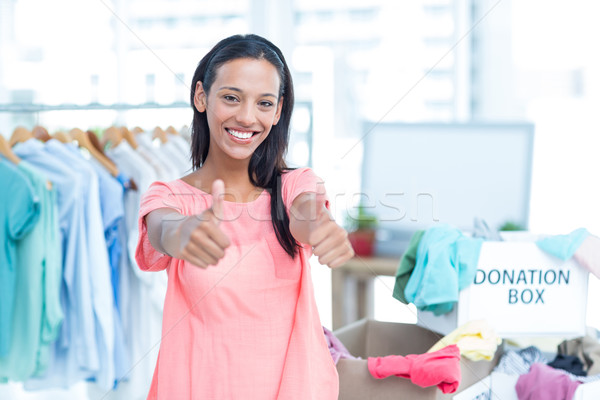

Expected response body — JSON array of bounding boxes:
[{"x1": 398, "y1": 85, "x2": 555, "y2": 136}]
[{"x1": 227, "y1": 129, "x2": 253, "y2": 139}]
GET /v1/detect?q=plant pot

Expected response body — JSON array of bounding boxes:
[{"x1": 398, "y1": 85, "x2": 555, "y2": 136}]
[{"x1": 348, "y1": 229, "x2": 376, "y2": 257}]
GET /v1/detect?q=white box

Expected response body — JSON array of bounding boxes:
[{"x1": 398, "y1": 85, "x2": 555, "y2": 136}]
[
  {"x1": 452, "y1": 372, "x2": 518, "y2": 400},
  {"x1": 418, "y1": 241, "x2": 589, "y2": 338},
  {"x1": 574, "y1": 380, "x2": 600, "y2": 400}
]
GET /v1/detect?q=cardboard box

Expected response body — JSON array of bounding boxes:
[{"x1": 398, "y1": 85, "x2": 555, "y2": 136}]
[
  {"x1": 418, "y1": 241, "x2": 589, "y2": 338},
  {"x1": 334, "y1": 319, "x2": 502, "y2": 400}
]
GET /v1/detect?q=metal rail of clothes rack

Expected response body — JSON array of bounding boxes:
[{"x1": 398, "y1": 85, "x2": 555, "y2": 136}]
[{"x1": 0, "y1": 102, "x2": 191, "y2": 113}]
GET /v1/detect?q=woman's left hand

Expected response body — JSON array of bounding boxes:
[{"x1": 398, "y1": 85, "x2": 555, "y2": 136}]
[{"x1": 307, "y1": 197, "x2": 355, "y2": 269}]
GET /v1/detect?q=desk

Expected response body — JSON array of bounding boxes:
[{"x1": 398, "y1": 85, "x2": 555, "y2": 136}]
[{"x1": 331, "y1": 256, "x2": 400, "y2": 330}]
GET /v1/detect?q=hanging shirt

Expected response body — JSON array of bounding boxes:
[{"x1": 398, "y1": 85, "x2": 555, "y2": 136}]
[
  {"x1": 84, "y1": 152, "x2": 126, "y2": 309},
  {"x1": 161, "y1": 140, "x2": 192, "y2": 176},
  {"x1": 42, "y1": 140, "x2": 116, "y2": 391},
  {"x1": 136, "y1": 168, "x2": 339, "y2": 400},
  {"x1": 168, "y1": 134, "x2": 191, "y2": 162},
  {"x1": 15, "y1": 139, "x2": 98, "y2": 388},
  {"x1": 135, "y1": 145, "x2": 172, "y2": 183},
  {"x1": 105, "y1": 141, "x2": 163, "y2": 400},
  {"x1": 0, "y1": 161, "x2": 62, "y2": 381},
  {"x1": 136, "y1": 132, "x2": 179, "y2": 181},
  {"x1": 0, "y1": 159, "x2": 40, "y2": 358},
  {"x1": 70, "y1": 146, "x2": 131, "y2": 389}
]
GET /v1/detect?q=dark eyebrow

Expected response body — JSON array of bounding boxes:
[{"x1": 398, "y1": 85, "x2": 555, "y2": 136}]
[{"x1": 218, "y1": 86, "x2": 277, "y2": 99}]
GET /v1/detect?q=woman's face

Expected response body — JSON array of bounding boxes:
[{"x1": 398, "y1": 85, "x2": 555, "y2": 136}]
[{"x1": 194, "y1": 58, "x2": 283, "y2": 163}]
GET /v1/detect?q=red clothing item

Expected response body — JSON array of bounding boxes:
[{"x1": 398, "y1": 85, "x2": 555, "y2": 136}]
[{"x1": 367, "y1": 344, "x2": 461, "y2": 393}]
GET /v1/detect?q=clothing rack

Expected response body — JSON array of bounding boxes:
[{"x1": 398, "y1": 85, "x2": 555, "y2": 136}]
[{"x1": 0, "y1": 102, "x2": 190, "y2": 113}]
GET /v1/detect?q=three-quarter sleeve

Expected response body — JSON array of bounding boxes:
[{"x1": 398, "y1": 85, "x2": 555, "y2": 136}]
[
  {"x1": 281, "y1": 167, "x2": 329, "y2": 212},
  {"x1": 136, "y1": 181, "x2": 181, "y2": 272}
]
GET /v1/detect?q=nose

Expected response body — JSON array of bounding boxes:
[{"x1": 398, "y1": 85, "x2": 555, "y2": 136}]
[{"x1": 236, "y1": 102, "x2": 256, "y2": 126}]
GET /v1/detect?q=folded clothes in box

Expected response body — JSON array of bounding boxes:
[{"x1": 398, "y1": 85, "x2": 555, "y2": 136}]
[{"x1": 334, "y1": 319, "x2": 502, "y2": 400}]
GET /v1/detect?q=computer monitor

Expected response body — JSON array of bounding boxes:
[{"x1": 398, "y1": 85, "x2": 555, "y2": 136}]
[{"x1": 360, "y1": 122, "x2": 535, "y2": 256}]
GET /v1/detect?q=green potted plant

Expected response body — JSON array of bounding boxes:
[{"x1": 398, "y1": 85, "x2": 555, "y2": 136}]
[{"x1": 346, "y1": 203, "x2": 378, "y2": 257}]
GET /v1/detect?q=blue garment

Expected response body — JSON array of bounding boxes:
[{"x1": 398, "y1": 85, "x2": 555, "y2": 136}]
[
  {"x1": 115, "y1": 172, "x2": 133, "y2": 191},
  {"x1": 0, "y1": 159, "x2": 40, "y2": 357},
  {"x1": 67, "y1": 146, "x2": 130, "y2": 388},
  {"x1": 404, "y1": 224, "x2": 484, "y2": 315},
  {"x1": 536, "y1": 228, "x2": 589, "y2": 260},
  {"x1": 43, "y1": 140, "x2": 116, "y2": 391},
  {"x1": 73, "y1": 147, "x2": 125, "y2": 310},
  {"x1": 0, "y1": 161, "x2": 62, "y2": 381},
  {"x1": 14, "y1": 139, "x2": 98, "y2": 387}
]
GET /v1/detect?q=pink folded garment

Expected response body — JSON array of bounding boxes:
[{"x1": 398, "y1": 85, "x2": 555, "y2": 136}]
[
  {"x1": 367, "y1": 344, "x2": 461, "y2": 393},
  {"x1": 516, "y1": 363, "x2": 581, "y2": 400},
  {"x1": 574, "y1": 235, "x2": 600, "y2": 279}
]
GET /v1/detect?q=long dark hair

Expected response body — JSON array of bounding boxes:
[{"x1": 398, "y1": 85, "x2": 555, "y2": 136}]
[{"x1": 190, "y1": 34, "x2": 299, "y2": 258}]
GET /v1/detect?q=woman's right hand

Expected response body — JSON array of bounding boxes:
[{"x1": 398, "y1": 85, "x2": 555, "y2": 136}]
[{"x1": 160, "y1": 179, "x2": 231, "y2": 268}]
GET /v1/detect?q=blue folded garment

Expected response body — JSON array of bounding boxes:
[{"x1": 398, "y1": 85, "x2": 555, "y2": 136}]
[{"x1": 536, "y1": 228, "x2": 589, "y2": 260}]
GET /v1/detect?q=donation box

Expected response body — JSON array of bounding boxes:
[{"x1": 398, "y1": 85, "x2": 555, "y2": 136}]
[{"x1": 418, "y1": 241, "x2": 589, "y2": 338}]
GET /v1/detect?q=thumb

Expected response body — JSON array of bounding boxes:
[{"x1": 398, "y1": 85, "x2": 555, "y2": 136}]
[
  {"x1": 211, "y1": 179, "x2": 225, "y2": 223},
  {"x1": 314, "y1": 181, "x2": 329, "y2": 219}
]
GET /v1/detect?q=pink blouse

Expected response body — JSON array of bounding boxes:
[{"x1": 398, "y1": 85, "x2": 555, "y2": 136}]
[{"x1": 135, "y1": 168, "x2": 338, "y2": 399}]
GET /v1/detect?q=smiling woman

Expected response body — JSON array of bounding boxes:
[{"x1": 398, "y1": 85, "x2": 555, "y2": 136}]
[{"x1": 136, "y1": 34, "x2": 353, "y2": 400}]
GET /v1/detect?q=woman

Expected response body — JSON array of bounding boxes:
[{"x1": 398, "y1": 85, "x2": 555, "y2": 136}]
[{"x1": 136, "y1": 34, "x2": 354, "y2": 399}]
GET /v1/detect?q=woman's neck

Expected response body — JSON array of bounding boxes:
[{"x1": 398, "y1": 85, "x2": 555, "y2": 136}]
[{"x1": 186, "y1": 155, "x2": 262, "y2": 203}]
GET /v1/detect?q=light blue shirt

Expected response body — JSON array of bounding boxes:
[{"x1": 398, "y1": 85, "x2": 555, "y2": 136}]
[
  {"x1": 14, "y1": 139, "x2": 99, "y2": 388},
  {"x1": 43, "y1": 140, "x2": 116, "y2": 391},
  {"x1": 67, "y1": 145, "x2": 131, "y2": 388},
  {"x1": 404, "y1": 224, "x2": 484, "y2": 315},
  {"x1": 73, "y1": 147, "x2": 125, "y2": 309}
]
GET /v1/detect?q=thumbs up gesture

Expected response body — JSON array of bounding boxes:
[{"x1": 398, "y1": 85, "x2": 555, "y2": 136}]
[
  {"x1": 292, "y1": 185, "x2": 354, "y2": 269},
  {"x1": 174, "y1": 179, "x2": 231, "y2": 268}
]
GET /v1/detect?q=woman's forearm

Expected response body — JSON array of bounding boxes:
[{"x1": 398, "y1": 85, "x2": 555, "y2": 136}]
[{"x1": 145, "y1": 208, "x2": 187, "y2": 256}]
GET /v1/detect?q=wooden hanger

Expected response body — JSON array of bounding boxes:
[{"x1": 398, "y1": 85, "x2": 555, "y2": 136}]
[
  {"x1": 52, "y1": 130, "x2": 71, "y2": 143},
  {"x1": 131, "y1": 126, "x2": 144, "y2": 135},
  {"x1": 0, "y1": 134, "x2": 21, "y2": 164},
  {"x1": 153, "y1": 126, "x2": 168, "y2": 144},
  {"x1": 121, "y1": 126, "x2": 139, "y2": 149},
  {"x1": 33, "y1": 125, "x2": 51, "y2": 142},
  {"x1": 166, "y1": 125, "x2": 179, "y2": 135},
  {"x1": 102, "y1": 126, "x2": 123, "y2": 149},
  {"x1": 9, "y1": 126, "x2": 33, "y2": 146},
  {"x1": 87, "y1": 130, "x2": 110, "y2": 156},
  {"x1": 70, "y1": 127, "x2": 119, "y2": 177}
]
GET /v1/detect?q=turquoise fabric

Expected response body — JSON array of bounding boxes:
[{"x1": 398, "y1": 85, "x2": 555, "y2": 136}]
[
  {"x1": 536, "y1": 228, "x2": 589, "y2": 260},
  {"x1": 404, "y1": 224, "x2": 484, "y2": 316},
  {"x1": 0, "y1": 161, "x2": 62, "y2": 380},
  {"x1": 392, "y1": 230, "x2": 425, "y2": 304},
  {"x1": 0, "y1": 159, "x2": 40, "y2": 358},
  {"x1": 14, "y1": 139, "x2": 98, "y2": 386}
]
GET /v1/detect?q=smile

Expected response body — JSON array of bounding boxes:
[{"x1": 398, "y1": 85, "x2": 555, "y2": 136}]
[{"x1": 226, "y1": 128, "x2": 257, "y2": 139}]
